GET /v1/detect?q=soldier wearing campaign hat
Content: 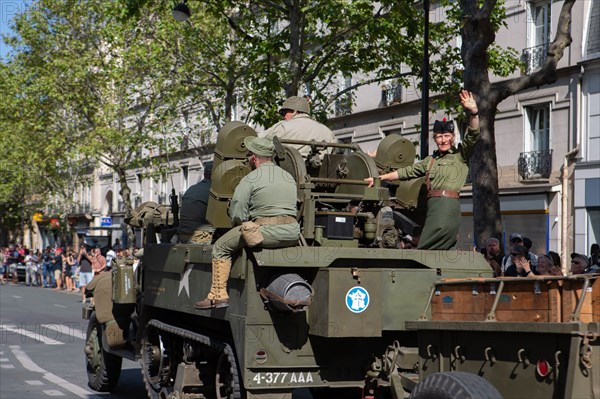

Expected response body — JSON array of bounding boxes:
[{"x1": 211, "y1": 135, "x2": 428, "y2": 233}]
[
  {"x1": 260, "y1": 95, "x2": 337, "y2": 157},
  {"x1": 195, "y1": 137, "x2": 300, "y2": 309},
  {"x1": 365, "y1": 90, "x2": 480, "y2": 250}
]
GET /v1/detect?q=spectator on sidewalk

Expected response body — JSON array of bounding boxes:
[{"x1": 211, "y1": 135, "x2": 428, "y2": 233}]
[
  {"x1": 522, "y1": 237, "x2": 539, "y2": 273},
  {"x1": 105, "y1": 246, "x2": 116, "y2": 271},
  {"x1": 42, "y1": 246, "x2": 54, "y2": 287},
  {"x1": 53, "y1": 248, "x2": 63, "y2": 290},
  {"x1": 570, "y1": 253, "x2": 589, "y2": 275},
  {"x1": 482, "y1": 237, "x2": 503, "y2": 277},
  {"x1": 24, "y1": 249, "x2": 37, "y2": 286},
  {"x1": 0, "y1": 247, "x2": 6, "y2": 285},
  {"x1": 77, "y1": 245, "x2": 94, "y2": 302},
  {"x1": 91, "y1": 247, "x2": 107, "y2": 275}
]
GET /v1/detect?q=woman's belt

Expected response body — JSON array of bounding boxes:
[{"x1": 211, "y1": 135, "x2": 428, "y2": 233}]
[
  {"x1": 254, "y1": 216, "x2": 297, "y2": 225},
  {"x1": 428, "y1": 189, "x2": 460, "y2": 199}
]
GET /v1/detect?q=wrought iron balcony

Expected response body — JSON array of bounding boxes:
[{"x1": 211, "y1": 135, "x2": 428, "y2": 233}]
[
  {"x1": 521, "y1": 43, "x2": 549, "y2": 74},
  {"x1": 518, "y1": 149, "x2": 552, "y2": 180},
  {"x1": 382, "y1": 82, "x2": 403, "y2": 106}
]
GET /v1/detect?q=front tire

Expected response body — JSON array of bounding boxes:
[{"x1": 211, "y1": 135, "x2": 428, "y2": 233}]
[
  {"x1": 410, "y1": 372, "x2": 503, "y2": 399},
  {"x1": 85, "y1": 312, "x2": 122, "y2": 392}
]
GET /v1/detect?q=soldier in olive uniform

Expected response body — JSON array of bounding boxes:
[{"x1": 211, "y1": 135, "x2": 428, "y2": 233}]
[
  {"x1": 178, "y1": 161, "x2": 213, "y2": 244},
  {"x1": 260, "y1": 96, "x2": 336, "y2": 157},
  {"x1": 195, "y1": 137, "x2": 300, "y2": 309},
  {"x1": 366, "y1": 90, "x2": 480, "y2": 250}
]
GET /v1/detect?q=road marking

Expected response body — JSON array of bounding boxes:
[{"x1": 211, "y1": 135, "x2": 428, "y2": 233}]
[
  {"x1": 12, "y1": 295, "x2": 23, "y2": 299},
  {"x1": 0, "y1": 364, "x2": 15, "y2": 369},
  {"x1": 0, "y1": 324, "x2": 63, "y2": 345},
  {"x1": 43, "y1": 390, "x2": 65, "y2": 396},
  {"x1": 10, "y1": 345, "x2": 102, "y2": 398},
  {"x1": 41, "y1": 324, "x2": 86, "y2": 341},
  {"x1": 54, "y1": 304, "x2": 66, "y2": 308},
  {"x1": 25, "y1": 380, "x2": 45, "y2": 386}
]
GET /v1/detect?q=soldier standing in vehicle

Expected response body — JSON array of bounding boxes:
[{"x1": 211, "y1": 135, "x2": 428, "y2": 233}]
[
  {"x1": 260, "y1": 95, "x2": 336, "y2": 157},
  {"x1": 365, "y1": 90, "x2": 480, "y2": 250},
  {"x1": 195, "y1": 137, "x2": 300, "y2": 309},
  {"x1": 177, "y1": 161, "x2": 213, "y2": 244}
]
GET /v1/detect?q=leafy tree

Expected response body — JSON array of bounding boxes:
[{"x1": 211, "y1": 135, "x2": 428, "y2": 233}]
[
  {"x1": 459, "y1": 0, "x2": 575, "y2": 248},
  {"x1": 390, "y1": 0, "x2": 575, "y2": 250},
  {"x1": 5, "y1": 0, "x2": 187, "y2": 247}
]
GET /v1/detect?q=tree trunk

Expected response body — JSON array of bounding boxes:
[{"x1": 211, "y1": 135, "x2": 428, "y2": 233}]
[{"x1": 471, "y1": 111, "x2": 504, "y2": 251}]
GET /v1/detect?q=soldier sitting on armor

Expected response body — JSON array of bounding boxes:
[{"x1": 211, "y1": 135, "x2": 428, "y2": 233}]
[
  {"x1": 177, "y1": 161, "x2": 213, "y2": 244},
  {"x1": 365, "y1": 90, "x2": 480, "y2": 250},
  {"x1": 260, "y1": 96, "x2": 337, "y2": 157},
  {"x1": 194, "y1": 137, "x2": 300, "y2": 309}
]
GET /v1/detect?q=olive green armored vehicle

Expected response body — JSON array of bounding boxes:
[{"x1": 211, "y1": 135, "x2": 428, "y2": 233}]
[{"x1": 83, "y1": 121, "x2": 494, "y2": 398}]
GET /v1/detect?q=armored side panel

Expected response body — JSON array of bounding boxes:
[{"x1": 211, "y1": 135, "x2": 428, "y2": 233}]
[{"x1": 140, "y1": 242, "x2": 491, "y2": 396}]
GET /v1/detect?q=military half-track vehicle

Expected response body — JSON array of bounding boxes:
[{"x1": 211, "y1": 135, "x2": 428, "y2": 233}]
[{"x1": 82, "y1": 121, "x2": 492, "y2": 398}]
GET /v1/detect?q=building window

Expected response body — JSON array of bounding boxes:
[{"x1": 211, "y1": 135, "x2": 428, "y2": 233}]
[
  {"x1": 522, "y1": 1, "x2": 551, "y2": 73},
  {"x1": 589, "y1": 209, "x2": 600, "y2": 249},
  {"x1": 518, "y1": 104, "x2": 552, "y2": 180},
  {"x1": 335, "y1": 77, "x2": 353, "y2": 117},
  {"x1": 158, "y1": 177, "x2": 167, "y2": 205},
  {"x1": 181, "y1": 166, "x2": 189, "y2": 192},
  {"x1": 381, "y1": 80, "x2": 403, "y2": 107},
  {"x1": 526, "y1": 104, "x2": 550, "y2": 152},
  {"x1": 135, "y1": 174, "x2": 143, "y2": 207}
]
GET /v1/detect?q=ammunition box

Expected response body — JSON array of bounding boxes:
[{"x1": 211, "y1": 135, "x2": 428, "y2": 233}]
[
  {"x1": 315, "y1": 212, "x2": 354, "y2": 240},
  {"x1": 112, "y1": 257, "x2": 136, "y2": 304}
]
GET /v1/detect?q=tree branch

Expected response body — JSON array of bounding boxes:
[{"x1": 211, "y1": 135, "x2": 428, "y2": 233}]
[{"x1": 489, "y1": 0, "x2": 574, "y2": 103}]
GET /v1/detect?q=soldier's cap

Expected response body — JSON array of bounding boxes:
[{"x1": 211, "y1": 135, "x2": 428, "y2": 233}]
[
  {"x1": 433, "y1": 118, "x2": 455, "y2": 135},
  {"x1": 244, "y1": 136, "x2": 274, "y2": 157},
  {"x1": 279, "y1": 96, "x2": 310, "y2": 114},
  {"x1": 571, "y1": 253, "x2": 590, "y2": 267},
  {"x1": 203, "y1": 161, "x2": 213, "y2": 174},
  {"x1": 509, "y1": 233, "x2": 523, "y2": 243}
]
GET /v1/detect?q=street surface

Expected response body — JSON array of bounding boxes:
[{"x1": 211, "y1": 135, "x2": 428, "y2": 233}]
[{"x1": 0, "y1": 283, "x2": 145, "y2": 398}]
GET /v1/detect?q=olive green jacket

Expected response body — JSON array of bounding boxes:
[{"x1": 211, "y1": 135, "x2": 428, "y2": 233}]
[
  {"x1": 229, "y1": 162, "x2": 297, "y2": 226},
  {"x1": 396, "y1": 127, "x2": 480, "y2": 191}
]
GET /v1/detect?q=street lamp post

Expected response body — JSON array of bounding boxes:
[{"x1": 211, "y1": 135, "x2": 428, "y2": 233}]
[{"x1": 420, "y1": 0, "x2": 430, "y2": 159}]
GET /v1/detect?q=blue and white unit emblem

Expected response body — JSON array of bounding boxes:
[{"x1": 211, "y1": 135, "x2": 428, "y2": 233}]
[{"x1": 345, "y1": 286, "x2": 370, "y2": 313}]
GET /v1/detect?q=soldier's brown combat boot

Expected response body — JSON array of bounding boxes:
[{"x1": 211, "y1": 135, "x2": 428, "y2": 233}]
[{"x1": 194, "y1": 258, "x2": 231, "y2": 309}]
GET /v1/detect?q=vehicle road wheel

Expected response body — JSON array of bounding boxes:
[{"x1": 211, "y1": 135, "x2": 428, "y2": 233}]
[
  {"x1": 410, "y1": 372, "x2": 502, "y2": 399},
  {"x1": 85, "y1": 312, "x2": 122, "y2": 392}
]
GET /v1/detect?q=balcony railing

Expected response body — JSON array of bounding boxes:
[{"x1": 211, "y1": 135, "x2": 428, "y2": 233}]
[
  {"x1": 521, "y1": 43, "x2": 549, "y2": 74},
  {"x1": 382, "y1": 83, "x2": 403, "y2": 106},
  {"x1": 518, "y1": 149, "x2": 552, "y2": 180}
]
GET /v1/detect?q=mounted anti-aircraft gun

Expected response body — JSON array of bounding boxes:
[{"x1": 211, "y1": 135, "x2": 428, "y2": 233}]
[
  {"x1": 82, "y1": 121, "x2": 491, "y2": 399},
  {"x1": 207, "y1": 121, "x2": 428, "y2": 249}
]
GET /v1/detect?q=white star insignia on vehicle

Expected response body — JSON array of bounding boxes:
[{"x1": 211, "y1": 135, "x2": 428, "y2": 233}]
[{"x1": 178, "y1": 263, "x2": 194, "y2": 297}]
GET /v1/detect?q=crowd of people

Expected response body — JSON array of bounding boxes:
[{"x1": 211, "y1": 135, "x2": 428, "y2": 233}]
[
  {"x1": 0, "y1": 243, "x2": 137, "y2": 302},
  {"x1": 482, "y1": 234, "x2": 599, "y2": 278}
]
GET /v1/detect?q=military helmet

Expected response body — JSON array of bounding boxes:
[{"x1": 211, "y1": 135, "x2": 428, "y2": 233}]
[{"x1": 279, "y1": 96, "x2": 310, "y2": 114}]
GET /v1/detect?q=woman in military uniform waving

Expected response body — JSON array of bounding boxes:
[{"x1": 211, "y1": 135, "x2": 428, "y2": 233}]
[{"x1": 366, "y1": 90, "x2": 480, "y2": 250}]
